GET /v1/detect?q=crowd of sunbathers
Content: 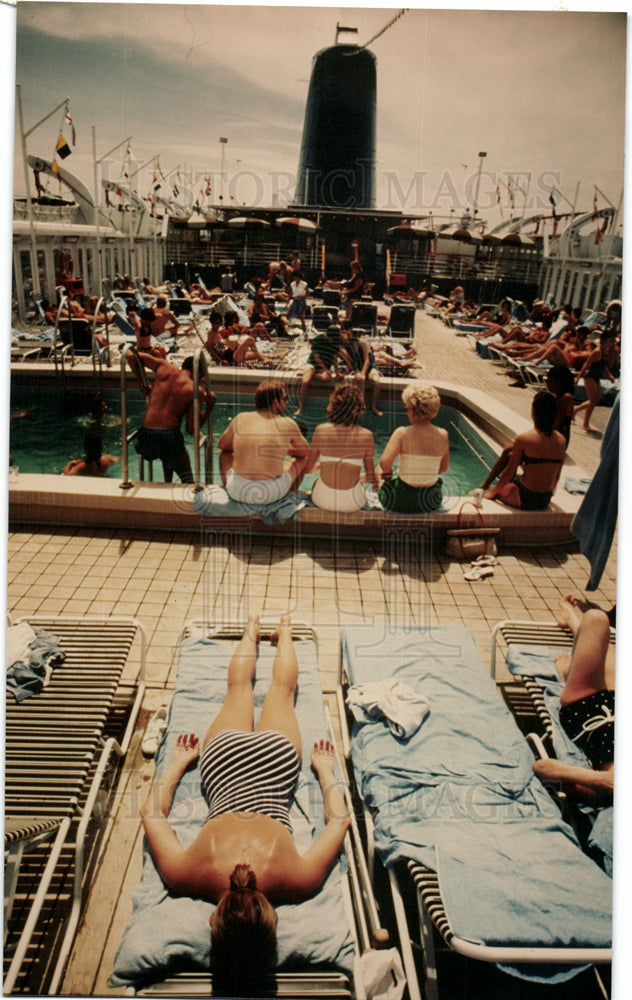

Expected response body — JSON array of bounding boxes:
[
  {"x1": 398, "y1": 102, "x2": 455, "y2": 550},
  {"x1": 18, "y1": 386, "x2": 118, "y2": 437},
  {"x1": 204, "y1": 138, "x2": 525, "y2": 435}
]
[{"x1": 425, "y1": 288, "x2": 621, "y2": 434}]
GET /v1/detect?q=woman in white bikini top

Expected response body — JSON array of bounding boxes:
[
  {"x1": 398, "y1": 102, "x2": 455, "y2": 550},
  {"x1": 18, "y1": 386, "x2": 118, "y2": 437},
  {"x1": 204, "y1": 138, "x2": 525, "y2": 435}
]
[{"x1": 305, "y1": 384, "x2": 377, "y2": 512}]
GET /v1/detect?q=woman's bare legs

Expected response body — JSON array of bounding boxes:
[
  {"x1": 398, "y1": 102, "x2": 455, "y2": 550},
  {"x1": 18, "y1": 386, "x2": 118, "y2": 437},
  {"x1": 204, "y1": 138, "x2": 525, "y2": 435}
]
[
  {"x1": 533, "y1": 596, "x2": 615, "y2": 801},
  {"x1": 555, "y1": 597, "x2": 614, "y2": 704},
  {"x1": 257, "y1": 614, "x2": 302, "y2": 760},
  {"x1": 574, "y1": 377, "x2": 601, "y2": 431},
  {"x1": 202, "y1": 615, "x2": 259, "y2": 748}
]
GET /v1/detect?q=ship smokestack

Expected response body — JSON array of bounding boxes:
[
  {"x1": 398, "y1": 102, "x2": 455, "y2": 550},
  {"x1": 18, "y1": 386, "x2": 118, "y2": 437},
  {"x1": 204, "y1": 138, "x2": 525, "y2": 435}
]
[{"x1": 295, "y1": 43, "x2": 376, "y2": 209}]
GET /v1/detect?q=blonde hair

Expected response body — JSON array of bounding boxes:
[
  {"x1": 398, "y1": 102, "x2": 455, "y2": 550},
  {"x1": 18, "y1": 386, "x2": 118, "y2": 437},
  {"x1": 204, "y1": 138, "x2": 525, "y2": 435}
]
[
  {"x1": 401, "y1": 381, "x2": 441, "y2": 420},
  {"x1": 211, "y1": 864, "x2": 277, "y2": 996}
]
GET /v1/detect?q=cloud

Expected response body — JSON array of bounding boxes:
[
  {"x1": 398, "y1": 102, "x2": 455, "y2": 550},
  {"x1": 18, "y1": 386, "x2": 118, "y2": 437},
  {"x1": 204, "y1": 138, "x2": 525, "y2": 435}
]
[{"x1": 14, "y1": 4, "x2": 626, "y2": 219}]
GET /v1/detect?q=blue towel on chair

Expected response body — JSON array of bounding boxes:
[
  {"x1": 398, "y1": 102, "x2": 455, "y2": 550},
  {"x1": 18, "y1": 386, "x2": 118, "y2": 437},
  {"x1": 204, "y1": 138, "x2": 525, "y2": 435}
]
[
  {"x1": 7, "y1": 626, "x2": 66, "y2": 702},
  {"x1": 193, "y1": 484, "x2": 308, "y2": 525},
  {"x1": 571, "y1": 394, "x2": 619, "y2": 589}
]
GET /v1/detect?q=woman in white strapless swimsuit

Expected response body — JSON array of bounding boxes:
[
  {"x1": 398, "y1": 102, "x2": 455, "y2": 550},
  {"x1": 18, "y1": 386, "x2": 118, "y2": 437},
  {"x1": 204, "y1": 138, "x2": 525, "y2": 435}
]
[{"x1": 306, "y1": 384, "x2": 377, "y2": 513}]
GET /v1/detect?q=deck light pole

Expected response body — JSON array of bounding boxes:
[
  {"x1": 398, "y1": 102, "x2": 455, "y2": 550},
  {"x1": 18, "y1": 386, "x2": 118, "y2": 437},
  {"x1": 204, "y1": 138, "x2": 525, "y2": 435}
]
[
  {"x1": 474, "y1": 151, "x2": 487, "y2": 214},
  {"x1": 219, "y1": 137, "x2": 228, "y2": 206}
]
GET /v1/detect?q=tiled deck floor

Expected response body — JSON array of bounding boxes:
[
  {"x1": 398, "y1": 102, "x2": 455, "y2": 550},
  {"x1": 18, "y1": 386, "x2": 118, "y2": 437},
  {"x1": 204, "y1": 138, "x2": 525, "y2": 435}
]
[{"x1": 6, "y1": 309, "x2": 620, "y2": 994}]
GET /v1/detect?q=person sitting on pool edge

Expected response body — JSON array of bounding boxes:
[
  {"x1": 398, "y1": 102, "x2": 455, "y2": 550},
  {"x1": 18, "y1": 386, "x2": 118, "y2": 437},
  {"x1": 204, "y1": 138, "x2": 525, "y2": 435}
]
[
  {"x1": 139, "y1": 613, "x2": 350, "y2": 997},
  {"x1": 306, "y1": 384, "x2": 377, "y2": 513},
  {"x1": 294, "y1": 324, "x2": 346, "y2": 416},
  {"x1": 218, "y1": 380, "x2": 310, "y2": 504},
  {"x1": 377, "y1": 381, "x2": 449, "y2": 513},
  {"x1": 482, "y1": 390, "x2": 566, "y2": 510}
]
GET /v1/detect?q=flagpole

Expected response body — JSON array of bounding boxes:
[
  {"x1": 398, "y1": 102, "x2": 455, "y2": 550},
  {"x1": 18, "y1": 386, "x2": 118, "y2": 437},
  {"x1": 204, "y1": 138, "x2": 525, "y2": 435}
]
[
  {"x1": 16, "y1": 86, "x2": 70, "y2": 305},
  {"x1": 92, "y1": 126, "x2": 102, "y2": 293},
  {"x1": 92, "y1": 133, "x2": 132, "y2": 294}
]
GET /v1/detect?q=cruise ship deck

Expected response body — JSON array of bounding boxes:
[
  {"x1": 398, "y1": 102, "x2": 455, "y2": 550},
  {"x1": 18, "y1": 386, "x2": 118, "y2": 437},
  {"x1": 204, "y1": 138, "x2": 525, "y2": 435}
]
[{"x1": 6, "y1": 309, "x2": 618, "y2": 996}]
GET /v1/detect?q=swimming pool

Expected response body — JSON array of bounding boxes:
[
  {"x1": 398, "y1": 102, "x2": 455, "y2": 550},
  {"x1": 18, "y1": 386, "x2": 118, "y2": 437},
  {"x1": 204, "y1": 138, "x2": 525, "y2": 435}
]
[{"x1": 9, "y1": 384, "x2": 497, "y2": 496}]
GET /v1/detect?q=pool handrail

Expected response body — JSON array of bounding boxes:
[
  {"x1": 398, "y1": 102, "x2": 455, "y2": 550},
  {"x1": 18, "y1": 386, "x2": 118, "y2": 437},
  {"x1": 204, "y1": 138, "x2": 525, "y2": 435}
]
[
  {"x1": 191, "y1": 346, "x2": 213, "y2": 490},
  {"x1": 118, "y1": 343, "x2": 149, "y2": 490}
]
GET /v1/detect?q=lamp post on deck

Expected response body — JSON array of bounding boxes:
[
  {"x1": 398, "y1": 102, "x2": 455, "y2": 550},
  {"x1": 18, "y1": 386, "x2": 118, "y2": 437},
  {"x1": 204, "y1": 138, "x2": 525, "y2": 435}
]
[
  {"x1": 219, "y1": 137, "x2": 228, "y2": 207},
  {"x1": 474, "y1": 151, "x2": 487, "y2": 215}
]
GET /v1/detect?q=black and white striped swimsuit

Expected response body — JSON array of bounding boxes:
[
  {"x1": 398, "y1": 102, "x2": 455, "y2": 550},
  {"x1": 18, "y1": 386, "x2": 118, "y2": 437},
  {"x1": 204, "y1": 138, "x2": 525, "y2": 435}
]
[{"x1": 200, "y1": 729, "x2": 301, "y2": 832}]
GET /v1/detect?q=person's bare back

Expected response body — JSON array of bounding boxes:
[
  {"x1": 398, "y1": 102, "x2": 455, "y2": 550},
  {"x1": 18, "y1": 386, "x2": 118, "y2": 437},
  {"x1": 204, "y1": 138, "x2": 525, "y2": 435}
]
[{"x1": 228, "y1": 411, "x2": 304, "y2": 478}]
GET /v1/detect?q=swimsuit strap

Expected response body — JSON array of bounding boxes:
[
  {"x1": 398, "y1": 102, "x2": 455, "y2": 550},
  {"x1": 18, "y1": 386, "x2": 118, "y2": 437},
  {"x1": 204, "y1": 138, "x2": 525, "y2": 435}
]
[
  {"x1": 521, "y1": 452, "x2": 563, "y2": 466},
  {"x1": 319, "y1": 454, "x2": 364, "y2": 466}
]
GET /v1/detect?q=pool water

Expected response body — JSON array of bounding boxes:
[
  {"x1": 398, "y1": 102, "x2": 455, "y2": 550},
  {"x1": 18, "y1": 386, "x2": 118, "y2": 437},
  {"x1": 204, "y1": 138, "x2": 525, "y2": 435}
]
[{"x1": 9, "y1": 384, "x2": 497, "y2": 496}]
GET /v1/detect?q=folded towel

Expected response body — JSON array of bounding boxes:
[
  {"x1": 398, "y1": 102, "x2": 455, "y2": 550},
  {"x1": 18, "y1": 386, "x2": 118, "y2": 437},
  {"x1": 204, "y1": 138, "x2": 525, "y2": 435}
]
[
  {"x1": 7, "y1": 622, "x2": 36, "y2": 668},
  {"x1": 565, "y1": 477, "x2": 592, "y2": 495},
  {"x1": 7, "y1": 626, "x2": 65, "y2": 702},
  {"x1": 347, "y1": 679, "x2": 430, "y2": 739},
  {"x1": 193, "y1": 484, "x2": 307, "y2": 525}
]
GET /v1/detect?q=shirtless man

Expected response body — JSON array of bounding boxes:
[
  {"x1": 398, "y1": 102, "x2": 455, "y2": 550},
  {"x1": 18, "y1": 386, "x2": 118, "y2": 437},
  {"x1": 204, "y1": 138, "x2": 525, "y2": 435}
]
[
  {"x1": 218, "y1": 380, "x2": 309, "y2": 503},
  {"x1": 533, "y1": 596, "x2": 615, "y2": 803},
  {"x1": 135, "y1": 354, "x2": 215, "y2": 483},
  {"x1": 151, "y1": 296, "x2": 181, "y2": 337}
]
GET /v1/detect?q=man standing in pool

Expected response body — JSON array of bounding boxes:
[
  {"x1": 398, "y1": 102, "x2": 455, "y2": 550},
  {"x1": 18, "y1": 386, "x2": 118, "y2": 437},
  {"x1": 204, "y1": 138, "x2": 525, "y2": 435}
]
[
  {"x1": 135, "y1": 354, "x2": 215, "y2": 483},
  {"x1": 218, "y1": 380, "x2": 310, "y2": 503}
]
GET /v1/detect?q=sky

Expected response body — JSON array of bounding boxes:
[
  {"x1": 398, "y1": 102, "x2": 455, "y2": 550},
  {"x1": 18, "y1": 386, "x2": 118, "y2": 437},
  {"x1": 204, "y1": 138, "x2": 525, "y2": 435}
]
[{"x1": 10, "y1": 3, "x2": 628, "y2": 229}]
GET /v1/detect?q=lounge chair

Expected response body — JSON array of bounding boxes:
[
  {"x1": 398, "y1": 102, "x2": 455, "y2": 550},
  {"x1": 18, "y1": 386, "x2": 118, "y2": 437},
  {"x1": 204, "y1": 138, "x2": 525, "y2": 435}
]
[
  {"x1": 322, "y1": 289, "x2": 342, "y2": 308},
  {"x1": 111, "y1": 620, "x2": 390, "y2": 997},
  {"x1": 4, "y1": 614, "x2": 147, "y2": 995},
  {"x1": 337, "y1": 623, "x2": 612, "y2": 1000},
  {"x1": 349, "y1": 302, "x2": 378, "y2": 338},
  {"x1": 311, "y1": 305, "x2": 338, "y2": 332},
  {"x1": 385, "y1": 304, "x2": 416, "y2": 340},
  {"x1": 491, "y1": 618, "x2": 615, "y2": 876}
]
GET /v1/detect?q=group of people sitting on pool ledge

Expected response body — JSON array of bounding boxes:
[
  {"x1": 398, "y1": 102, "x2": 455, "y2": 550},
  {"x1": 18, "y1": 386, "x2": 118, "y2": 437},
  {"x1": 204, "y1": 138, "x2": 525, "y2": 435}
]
[
  {"x1": 215, "y1": 376, "x2": 568, "y2": 515},
  {"x1": 59, "y1": 357, "x2": 569, "y2": 514}
]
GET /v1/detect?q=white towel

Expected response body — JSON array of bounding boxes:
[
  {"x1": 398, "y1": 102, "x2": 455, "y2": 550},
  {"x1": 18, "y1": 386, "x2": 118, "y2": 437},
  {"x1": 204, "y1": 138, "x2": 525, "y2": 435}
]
[
  {"x1": 6, "y1": 622, "x2": 35, "y2": 669},
  {"x1": 353, "y1": 947, "x2": 406, "y2": 1000},
  {"x1": 346, "y1": 679, "x2": 430, "y2": 739}
]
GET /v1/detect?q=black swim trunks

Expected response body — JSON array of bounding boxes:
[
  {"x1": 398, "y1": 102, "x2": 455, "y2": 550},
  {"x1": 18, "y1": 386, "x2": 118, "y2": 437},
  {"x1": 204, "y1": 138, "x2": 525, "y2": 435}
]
[
  {"x1": 135, "y1": 426, "x2": 187, "y2": 477},
  {"x1": 559, "y1": 690, "x2": 615, "y2": 768}
]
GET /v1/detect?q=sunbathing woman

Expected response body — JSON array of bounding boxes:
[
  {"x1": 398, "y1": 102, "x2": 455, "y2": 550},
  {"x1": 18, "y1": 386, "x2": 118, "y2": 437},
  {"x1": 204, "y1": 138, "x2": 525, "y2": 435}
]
[
  {"x1": 140, "y1": 614, "x2": 350, "y2": 995},
  {"x1": 482, "y1": 391, "x2": 566, "y2": 510},
  {"x1": 306, "y1": 384, "x2": 377, "y2": 512},
  {"x1": 533, "y1": 597, "x2": 614, "y2": 803}
]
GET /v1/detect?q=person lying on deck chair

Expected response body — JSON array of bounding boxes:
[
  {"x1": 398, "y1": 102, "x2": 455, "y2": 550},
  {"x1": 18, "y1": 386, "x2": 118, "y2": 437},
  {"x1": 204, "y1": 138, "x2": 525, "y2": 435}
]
[
  {"x1": 533, "y1": 596, "x2": 614, "y2": 803},
  {"x1": 139, "y1": 614, "x2": 350, "y2": 996}
]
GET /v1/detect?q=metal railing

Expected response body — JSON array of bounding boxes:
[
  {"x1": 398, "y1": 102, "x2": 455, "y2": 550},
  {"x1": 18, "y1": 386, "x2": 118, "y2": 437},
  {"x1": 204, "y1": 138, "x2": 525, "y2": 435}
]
[
  {"x1": 52, "y1": 289, "x2": 107, "y2": 395},
  {"x1": 190, "y1": 347, "x2": 214, "y2": 489},
  {"x1": 119, "y1": 343, "x2": 147, "y2": 489}
]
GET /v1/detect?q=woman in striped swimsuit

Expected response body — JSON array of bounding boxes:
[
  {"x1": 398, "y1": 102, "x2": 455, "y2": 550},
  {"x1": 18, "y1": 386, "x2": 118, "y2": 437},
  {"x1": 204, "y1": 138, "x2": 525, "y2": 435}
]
[{"x1": 140, "y1": 614, "x2": 350, "y2": 995}]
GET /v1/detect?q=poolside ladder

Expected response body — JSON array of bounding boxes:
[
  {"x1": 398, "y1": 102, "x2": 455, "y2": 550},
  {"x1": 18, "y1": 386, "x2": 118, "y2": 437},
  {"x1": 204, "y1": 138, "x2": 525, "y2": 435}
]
[{"x1": 51, "y1": 289, "x2": 107, "y2": 398}]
